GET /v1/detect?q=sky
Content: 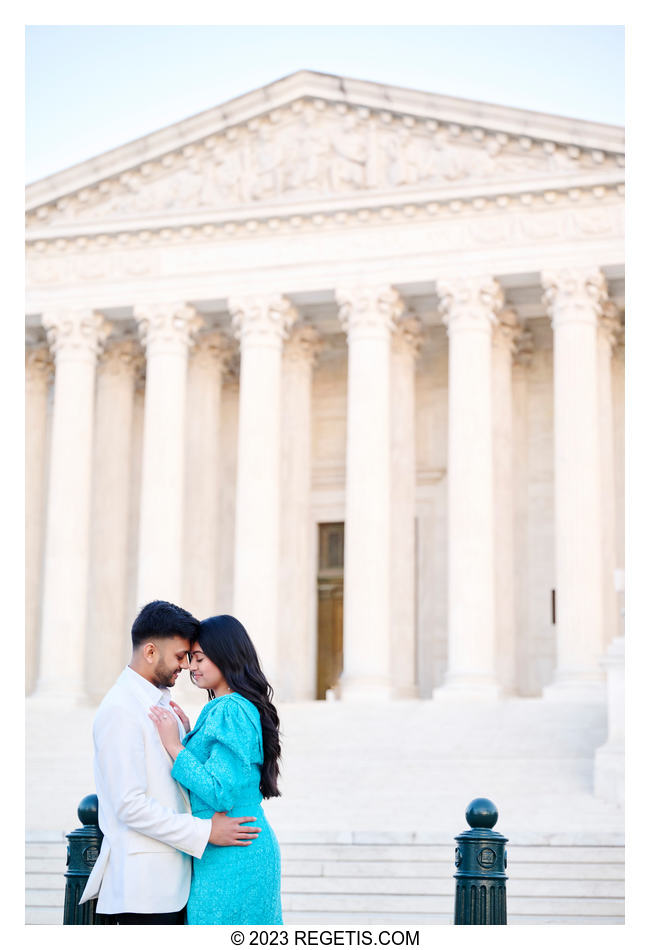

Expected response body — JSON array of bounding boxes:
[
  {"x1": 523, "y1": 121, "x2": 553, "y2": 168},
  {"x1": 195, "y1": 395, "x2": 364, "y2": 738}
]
[{"x1": 25, "y1": 24, "x2": 624, "y2": 184}]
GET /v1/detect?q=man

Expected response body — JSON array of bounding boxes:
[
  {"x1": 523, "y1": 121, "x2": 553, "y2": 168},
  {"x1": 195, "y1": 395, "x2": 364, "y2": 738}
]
[{"x1": 80, "y1": 600, "x2": 260, "y2": 924}]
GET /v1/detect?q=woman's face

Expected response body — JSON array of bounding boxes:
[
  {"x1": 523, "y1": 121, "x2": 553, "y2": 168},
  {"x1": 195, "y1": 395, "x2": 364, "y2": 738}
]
[{"x1": 189, "y1": 645, "x2": 228, "y2": 693}]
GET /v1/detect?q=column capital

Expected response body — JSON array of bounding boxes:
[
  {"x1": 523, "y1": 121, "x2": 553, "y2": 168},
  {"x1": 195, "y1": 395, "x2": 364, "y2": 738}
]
[
  {"x1": 134, "y1": 303, "x2": 203, "y2": 355},
  {"x1": 284, "y1": 323, "x2": 324, "y2": 365},
  {"x1": 541, "y1": 267, "x2": 607, "y2": 328},
  {"x1": 436, "y1": 276, "x2": 504, "y2": 334},
  {"x1": 228, "y1": 295, "x2": 298, "y2": 346},
  {"x1": 25, "y1": 343, "x2": 54, "y2": 383},
  {"x1": 492, "y1": 308, "x2": 522, "y2": 354},
  {"x1": 42, "y1": 309, "x2": 112, "y2": 363},
  {"x1": 598, "y1": 300, "x2": 623, "y2": 353},
  {"x1": 98, "y1": 336, "x2": 145, "y2": 380},
  {"x1": 336, "y1": 285, "x2": 404, "y2": 338},
  {"x1": 393, "y1": 312, "x2": 424, "y2": 358},
  {"x1": 191, "y1": 329, "x2": 234, "y2": 371}
]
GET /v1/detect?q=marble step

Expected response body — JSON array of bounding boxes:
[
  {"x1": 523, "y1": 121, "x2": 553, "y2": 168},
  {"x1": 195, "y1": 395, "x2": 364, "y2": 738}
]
[
  {"x1": 281, "y1": 893, "x2": 624, "y2": 916},
  {"x1": 278, "y1": 843, "x2": 624, "y2": 863},
  {"x1": 25, "y1": 836, "x2": 625, "y2": 926},
  {"x1": 282, "y1": 877, "x2": 624, "y2": 899},
  {"x1": 26, "y1": 870, "x2": 624, "y2": 899},
  {"x1": 281, "y1": 859, "x2": 625, "y2": 879},
  {"x1": 27, "y1": 858, "x2": 625, "y2": 883},
  {"x1": 26, "y1": 908, "x2": 623, "y2": 927},
  {"x1": 283, "y1": 911, "x2": 623, "y2": 925}
]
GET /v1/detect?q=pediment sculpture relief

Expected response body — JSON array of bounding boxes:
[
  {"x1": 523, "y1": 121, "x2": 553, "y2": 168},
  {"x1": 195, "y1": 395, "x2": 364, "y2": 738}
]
[{"x1": 35, "y1": 103, "x2": 618, "y2": 226}]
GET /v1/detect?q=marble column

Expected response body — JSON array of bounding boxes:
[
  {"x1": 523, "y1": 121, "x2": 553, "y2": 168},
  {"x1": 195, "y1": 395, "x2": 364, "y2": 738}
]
[
  {"x1": 279, "y1": 323, "x2": 323, "y2": 700},
  {"x1": 228, "y1": 295, "x2": 297, "y2": 684},
  {"x1": 336, "y1": 285, "x2": 403, "y2": 700},
  {"x1": 134, "y1": 304, "x2": 202, "y2": 608},
  {"x1": 183, "y1": 330, "x2": 232, "y2": 622},
  {"x1": 390, "y1": 313, "x2": 423, "y2": 698},
  {"x1": 612, "y1": 324, "x2": 625, "y2": 640},
  {"x1": 492, "y1": 309, "x2": 522, "y2": 695},
  {"x1": 542, "y1": 268, "x2": 607, "y2": 699},
  {"x1": 598, "y1": 301, "x2": 622, "y2": 650},
  {"x1": 512, "y1": 329, "x2": 534, "y2": 694},
  {"x1": 125, "y1": 367, "x2": 146, "y2": 639},
  {"x1": 434, "y1": 276, "x2": 503, "y2": 701},
  {"x1": 86, "y1": 337, "x2": 144, "y2": 702},
  {"x1": 36, "y1": 309, "x2": 110, "y2": 699},
  {"x1": 25, "y1": 343, "x2": 53, "y2": 694}
]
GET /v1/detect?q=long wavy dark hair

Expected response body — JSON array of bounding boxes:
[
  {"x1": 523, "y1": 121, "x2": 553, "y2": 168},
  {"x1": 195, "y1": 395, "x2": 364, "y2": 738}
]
[{"x1": 193, "y1": 614, "x2": 281, "y2": 799}]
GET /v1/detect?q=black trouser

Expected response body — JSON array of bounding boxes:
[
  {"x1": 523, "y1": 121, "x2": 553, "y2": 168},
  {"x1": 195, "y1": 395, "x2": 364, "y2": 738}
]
[{"x1": 98, "y1": 907, "x2": 186, "y2": 925}]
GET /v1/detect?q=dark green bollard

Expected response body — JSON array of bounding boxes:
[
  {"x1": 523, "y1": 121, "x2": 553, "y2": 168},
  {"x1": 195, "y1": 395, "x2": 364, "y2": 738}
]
[
  {"x1": 453, "y1": 798, "x2": 508, "y2": 925},
  {"x1": 63, "y1": 794, "x2": 104, "y2": 925}
]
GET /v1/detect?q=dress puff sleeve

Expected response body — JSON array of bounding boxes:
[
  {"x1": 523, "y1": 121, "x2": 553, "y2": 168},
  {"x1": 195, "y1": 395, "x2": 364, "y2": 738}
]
[{"x1": 171, "y1": 697, "x2": 260, "y2": 813}]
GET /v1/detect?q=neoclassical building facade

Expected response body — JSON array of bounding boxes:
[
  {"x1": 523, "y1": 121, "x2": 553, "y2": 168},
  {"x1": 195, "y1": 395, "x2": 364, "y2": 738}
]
[{"x1": 25, "y1": 71, "x2": 625, "y2": 705}]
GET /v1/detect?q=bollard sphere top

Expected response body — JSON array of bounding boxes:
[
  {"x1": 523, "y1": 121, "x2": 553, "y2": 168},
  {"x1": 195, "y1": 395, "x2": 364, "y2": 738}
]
[
  {"x1": 466, "y1": 798, "x2": 498, "y2": 829},
  {"x1": 77, "y1": 793, "x2": 99, "y2": 826}
]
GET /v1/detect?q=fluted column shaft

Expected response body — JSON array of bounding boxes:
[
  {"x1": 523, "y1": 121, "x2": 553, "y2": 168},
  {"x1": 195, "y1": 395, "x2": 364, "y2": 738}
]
[
  {"x1": 86, "y1": 338, "x2": 143, "y2": 701},
  {"x1": 512, "y1": 329, "x2": 534, "y2": 694},
  {"x1": 390, "y1": 315, "x2": 423, "y2": 698},
  {"x1": 542, "y1": 268, "x2": 607, "y2": 697},
  {"x1": 598, "y1": 302, "x2": 622, "y2": 650},
  {"x1": 435, "y1": 277, "x2": 503, "y2": 700},
  {"x1": 25, "y1": 345, "x2": 53, "y2": 694},
  {"x1": 492, "y1": 310, "x2": 521, "y2": 694},
  {"x1": 229, "y1": 296, "x2": 297, "y2": 684},
  {"x1": 135, "y1": 304, "x2": 202, "y2": 607},
  {"x1": 279, "y1": 325, "x2": 322, "y2": 700},
  {"x1": 612, "y1": 327, "x2": 625, "y2": 639},
  {"x1": 336, "y1": 285, "x2": 402, "y2": 700},
  {"x1": 183, "y1": 331, "x2": 231, "y2": 621},
  {"x1": 36, "y1": 310, "x2": 110, "y2": 699}
]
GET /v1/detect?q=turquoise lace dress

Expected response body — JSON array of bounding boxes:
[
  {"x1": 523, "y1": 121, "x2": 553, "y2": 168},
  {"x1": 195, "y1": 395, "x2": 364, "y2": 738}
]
[{"x1": 171, "y1": 692, "x2": 282, "y2": 925}]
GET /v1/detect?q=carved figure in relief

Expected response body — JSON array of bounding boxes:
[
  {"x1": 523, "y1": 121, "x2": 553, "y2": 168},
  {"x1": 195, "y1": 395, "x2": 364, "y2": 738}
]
[
  {"x1": 429, "y1": 132, "x2": 497, "y2": 182},
  {"x1": 210, "y1": 144, "x2": 246, "y2": 204},
  {"x1": 250, "y1": 125, "x2": 285, "y2": 200},
  {"x1": 548, "y1": 148, "x2": 583, "y2": 173},
  {"x1": 31, "y1": 107, "x2": 616, "y2": 225},
  {"x1": 175, "y1": 158, "x2": 207, "y2": 207},
  {"x1": 330, "y1": 115, "x2": 368, "y2": 190},
  {"x1": 386, "y1": 128, "x2": 429, "y2": 187},
  {"x1": 287, "y1": 110, "x2": 333, "y2": 193}
]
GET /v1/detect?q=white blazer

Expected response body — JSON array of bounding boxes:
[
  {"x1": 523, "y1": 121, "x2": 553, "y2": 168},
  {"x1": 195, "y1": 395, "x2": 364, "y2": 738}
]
[{"x1": 79, "y1": 666, "x2": 211, "y2": 915}]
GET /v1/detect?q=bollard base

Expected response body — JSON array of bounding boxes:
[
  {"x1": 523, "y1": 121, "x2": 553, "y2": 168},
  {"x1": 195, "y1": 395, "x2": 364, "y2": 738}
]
[
  {"x1": 454, "y1": 880, "x2": 507, "y2": 924},
  {"x1": 63, "y1": 878, "x2": 99, "y2": 925}
]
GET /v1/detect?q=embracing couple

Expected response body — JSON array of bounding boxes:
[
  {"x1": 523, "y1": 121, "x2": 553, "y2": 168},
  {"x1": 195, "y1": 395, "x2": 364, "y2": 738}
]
[{"x1": 79, "y1": 600, "x2": 282, "y2": 925}]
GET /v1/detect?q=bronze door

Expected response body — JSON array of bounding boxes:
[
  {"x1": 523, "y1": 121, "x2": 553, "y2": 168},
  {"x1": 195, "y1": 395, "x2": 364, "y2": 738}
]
[{"x1": 316, "y1": 523, "x2": 344, "y2": 700}]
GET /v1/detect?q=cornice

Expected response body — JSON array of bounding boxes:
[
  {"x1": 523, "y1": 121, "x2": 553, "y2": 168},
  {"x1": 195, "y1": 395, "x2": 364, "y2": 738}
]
[{"x1": 25, "y1": 180, "x2": 624, "y2": 257}]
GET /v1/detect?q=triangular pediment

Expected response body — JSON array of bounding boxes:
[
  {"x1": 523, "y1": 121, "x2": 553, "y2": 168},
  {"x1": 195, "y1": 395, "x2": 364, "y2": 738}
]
[{"x1": 26, "y1": 70, "x2": 624, "y2": 235}]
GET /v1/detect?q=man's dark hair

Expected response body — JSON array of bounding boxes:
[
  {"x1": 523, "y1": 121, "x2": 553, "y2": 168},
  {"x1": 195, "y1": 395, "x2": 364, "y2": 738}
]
[{"x1": 131, "y1": 600, "x2": 200, "y2": 648}]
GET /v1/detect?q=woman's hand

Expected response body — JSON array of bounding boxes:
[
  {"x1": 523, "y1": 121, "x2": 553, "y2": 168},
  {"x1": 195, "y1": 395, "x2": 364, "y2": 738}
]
[
  {"x1": 148, "y1": 705, "x2": 184, "y2": 760},
  {"x1": 169, "y1": 700, "x2": 191, "y2": 733}
]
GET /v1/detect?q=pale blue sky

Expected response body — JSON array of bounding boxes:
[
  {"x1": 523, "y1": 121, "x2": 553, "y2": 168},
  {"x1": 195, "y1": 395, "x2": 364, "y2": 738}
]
[{"x1": 26, "y1": 24, "x2": 624, "y2": 184}]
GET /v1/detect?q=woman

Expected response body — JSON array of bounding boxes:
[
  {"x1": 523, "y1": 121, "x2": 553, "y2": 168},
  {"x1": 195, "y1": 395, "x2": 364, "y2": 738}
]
[{"x1": 149, "y1": 614, "x2": 282, "y2": 925}]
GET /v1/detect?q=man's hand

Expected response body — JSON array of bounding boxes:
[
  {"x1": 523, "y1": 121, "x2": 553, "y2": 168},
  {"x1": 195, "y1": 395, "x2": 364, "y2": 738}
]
[{"x1": 209, "y1": 812, "x2": 261, "y2": 847}]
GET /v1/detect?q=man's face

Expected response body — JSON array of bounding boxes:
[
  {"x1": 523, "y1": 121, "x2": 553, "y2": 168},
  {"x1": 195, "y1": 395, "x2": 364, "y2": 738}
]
[{"x1": 151, "y1": 635, "x2": 191, "y2": 688}]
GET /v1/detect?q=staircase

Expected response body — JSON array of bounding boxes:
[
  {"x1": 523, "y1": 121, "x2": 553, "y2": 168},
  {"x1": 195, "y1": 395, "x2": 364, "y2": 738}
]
[
  {"x1": 26, "y1": 695, "x2": 624, "y2": 924},
  {"x1": 26, "y1": 831, "x2": 624, "y2": 925}
]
